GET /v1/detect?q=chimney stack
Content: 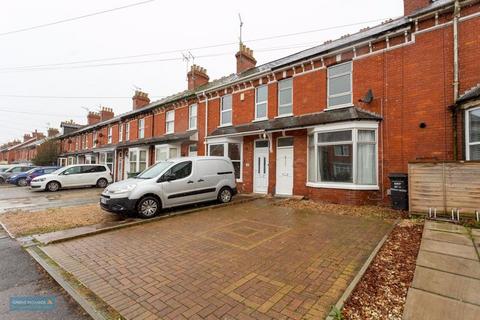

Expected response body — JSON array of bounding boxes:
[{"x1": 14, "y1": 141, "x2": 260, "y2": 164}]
[
  {"x1": 132, "y1": 90, "x2": 150, "y2": 110},
  {"x1": 236, "y1": 43, "x2": 257, "y2": 74},
  {"x1": 87, "y1": 111, "x2": 101, "y2": 125},
  {"x1": 48, "y1": 128, "x2": 59, "y2": 138},
  {"x1": 403, "y1": 0, "x2": 432, "y2": 16},
  {"x1": 23, "y1": 133, "x2": 31, "y2": 142},
  {"x1": 100, "y1": 107, "x2": 114, "y2": 121},
  {"x1": 187, "y1": 65, "x2": 209, "y2": 90}
]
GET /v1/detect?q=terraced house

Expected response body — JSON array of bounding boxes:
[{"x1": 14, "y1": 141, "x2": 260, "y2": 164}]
[{"x1": 57, "y1": 0, "x2": 480, "y2": 205}]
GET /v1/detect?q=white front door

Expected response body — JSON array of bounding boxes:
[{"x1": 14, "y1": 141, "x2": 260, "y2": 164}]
[
  {"x1": 117, "y1": 153, "x2": 123, "y2": 181},
  {"x1": 276, "y1": 138, "x2": 294, "y2": 196},
  {"x1": 254, "y1": 140, "x2": 269, "y2": 194}
]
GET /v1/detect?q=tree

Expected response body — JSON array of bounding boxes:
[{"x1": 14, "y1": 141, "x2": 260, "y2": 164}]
[{"x1": 32, "y1": 139, "x2": 59, "y2": 166}]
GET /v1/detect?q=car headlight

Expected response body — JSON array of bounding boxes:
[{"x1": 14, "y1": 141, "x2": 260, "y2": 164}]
[
  {"x1": 110, "y1": 184, "x2": 137, "y2": 194},
  {"x1": 33, "y1": 178, "x2": 46, "y2": 182}
]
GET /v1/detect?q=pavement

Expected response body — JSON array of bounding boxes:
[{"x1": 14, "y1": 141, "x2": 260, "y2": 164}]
[
  {"x1": 39, "y1": 199, "x2": 393, "y2": 320},
  {"x1": 0, "y1": 226, "x2": 90, "y2": 320},
  {"x1": 0, "y1": 185, "x2": 102, "y2": 214},
  {"x1": 403, "y1": 221, "x2": 480, "y2": 320}
]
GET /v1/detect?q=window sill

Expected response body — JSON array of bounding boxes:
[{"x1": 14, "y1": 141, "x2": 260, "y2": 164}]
[
  {"x1": 274, "y1": 113, "x2": 294, "y2": 119},
  {"x1": 306, "y1": 182, "x2": 379, "y2": 191},
  {"x1": 218, "y1": 123, "x2": 233, "y2": 128},
  {"x1": 187, "y1": 128, "x2": 197, "y2": 131},
  {"x1": 252, "y1": 118, "x2": 268, "y2": 122},
  {"x1": 326, "y1": 103, "x2": 354, "y2": 110}
]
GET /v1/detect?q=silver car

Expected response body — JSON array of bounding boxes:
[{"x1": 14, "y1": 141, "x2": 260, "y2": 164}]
[{"x1": 100, "y1": 156, "x2": 237, "y2": 218}]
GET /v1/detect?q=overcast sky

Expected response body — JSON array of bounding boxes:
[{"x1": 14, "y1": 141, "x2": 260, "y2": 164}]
[{"x1": 0, "y1": 0, "x2": 404, "y2": 144}]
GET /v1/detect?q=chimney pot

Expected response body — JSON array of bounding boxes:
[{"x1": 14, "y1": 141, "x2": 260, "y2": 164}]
[
  {"x1": 132, "y1": 90, "x2": 151, "y2": 110},
  {"x1": 235, "y1": 43, "x2": 257, "y2": 74},
  {"x1": 187, "y1": 64, "x2": 209, "y2": 90}
]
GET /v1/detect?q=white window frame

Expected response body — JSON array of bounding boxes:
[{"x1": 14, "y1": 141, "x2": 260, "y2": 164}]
[
  {"x1": 155, "y1": 144, "x2": 179, "y2": 162},
  {"x1": 93, "y1": 131, "x2": 97, "y2": 148},
  {"x1": 127, "y1": 147, "x2": 149, "y2": 175},
  {"x1": 108, "y1": 127, "x2": 113, "y2": 144},
  {"x1": 119, "y1": 124, "x2": 123, "y2": 142},
  {"x1": 327, "y1": 61, "x2": 353, "y2": 109},
  {"x1": 220, "y1": 95, "x2": 233, "y2": 126},
  {"x1": 255, "y1": 85, "x2": 268, "y2": 121},
  {"x1": 466, "y1": 106, "x2": 480, "y2": 160},
  {"x1": 125, "y1": 122, "x2": 130, "y2": 141},
  {"x1": 277, "y1": 78, "x2": 293, "y2": 117},
  {"x1": 306, "y1": 121, "x2": 379, "y2": 190},
  {"x1": 166, "y1": 110, "x2": 175, "y2": 134},
  {"x1": 138, "y1": 118, "x2": 145, "y2": 139},
  {"x1": 189, "y1": 104, "x2": 197, "y2": 130},
  {"x1": 188, "y1": 144, "x2": 198, "y2": 156},
  {"x1": 207, "y1": 137, "x2": 243, "y2": 182}
]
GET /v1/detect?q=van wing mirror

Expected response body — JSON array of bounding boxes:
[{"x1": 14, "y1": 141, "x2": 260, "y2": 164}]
[{"x1": 160, "y1": 173, "x2": 176, "y2": 182}]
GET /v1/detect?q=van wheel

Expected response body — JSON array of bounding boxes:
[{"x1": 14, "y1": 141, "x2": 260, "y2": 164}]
[
  {"x1": 17, "y1": 178, "x2": 27, "y2": 187},
  {"x1": 96, "y1": 178, "x2": 108, "y2": 188},
  {"x1": 136, "y1": 196, "x2": 161, "y2": 219},
  {"x1": 218, "y1": 187, "x2": 233, "y2": 204},
  {"x1": 46, "y1": 181, "x2": 60, "y2": 192}
]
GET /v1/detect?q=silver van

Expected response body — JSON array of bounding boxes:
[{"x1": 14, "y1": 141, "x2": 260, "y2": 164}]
[{"x1": 100, "y1": 156, "x2": 237, "y2": 218}]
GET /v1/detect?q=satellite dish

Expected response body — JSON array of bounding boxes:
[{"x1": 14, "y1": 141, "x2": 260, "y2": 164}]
[{"x1": 360, "y1": 89, "x2": 374, "y2": 104}]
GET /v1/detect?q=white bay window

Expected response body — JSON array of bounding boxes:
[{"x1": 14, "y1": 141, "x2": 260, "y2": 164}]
[
  {"x1": 307, "y1": 122, "x2": 378, "y2": 189},
  {"x1": 155, "y1": 144, "x2": 179, "y2": 162},
  {"x1": 207, "y1": 138, "x2": 242, "y2": 180},
  {"x1": 128, "y1": 148, "x2": 148, "y2": 176},
  {"x1": 466, "y1": 107, "x2": 480, "y2": 160}
]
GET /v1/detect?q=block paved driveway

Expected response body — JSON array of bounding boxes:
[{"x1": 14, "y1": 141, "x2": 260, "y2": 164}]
[{"x1": 42, "y1": 199, "x2": 392, "y2": 320}]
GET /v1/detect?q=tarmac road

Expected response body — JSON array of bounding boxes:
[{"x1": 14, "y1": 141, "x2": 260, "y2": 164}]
[{"x1": 0, "y1": 227, "x2": 90, "y2": 320}]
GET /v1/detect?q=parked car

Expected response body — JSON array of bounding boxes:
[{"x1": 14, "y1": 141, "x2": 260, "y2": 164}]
[
  {"x1": 25, "y1": 166, "x2": 61, "y2": 186},
  {"x1": 100, "y1": 156, "x2": 237, "y2": 218},
  {"x1": 30, "y1": 164, "x2": 112, "y2": 192},
  {"x1": 0, "y1": 165, "x2": 34, "y2": 184},
  {"x1": 7, "y1": 166, "x2": 60, "y2": 186},
  {"x1": 0, "y1": 165, "x2": 13, "y2": 173}
]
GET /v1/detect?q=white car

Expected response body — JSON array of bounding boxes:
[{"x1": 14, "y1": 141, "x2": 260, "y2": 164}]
[
  {"x1": 30, "y1": 164, "x2": 113, "y2": 192},
  {"x1": 100, "y1": 156, "x2": 237, "y2": 218}
]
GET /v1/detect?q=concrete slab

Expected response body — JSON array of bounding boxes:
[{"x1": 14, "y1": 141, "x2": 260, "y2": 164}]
[
  {"x1": 412, "y1": 266, "x2": 480, "y2": 305},
  {"x1": 425, "y1": 221, "x2": 467, "y2": 234},
  {"x1": 404, "y1": 289, "x2": 480, "y2": 320},
  {"x1": 416, "y1": 251, "x2": 480, "y2": 279},
  {"x1": 471, "y1": 229, "x2": 480, "y2": 237},
  {"x1": 423, "y1": 228, "x2": 472, "y2": 246},
  {"x1": 421, "y1": 239, "x2": 478, "y2": 260}
]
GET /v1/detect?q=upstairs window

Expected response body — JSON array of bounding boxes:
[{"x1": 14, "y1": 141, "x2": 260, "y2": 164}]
[
  {"x1": 278, "y1": 78, "x2": 293, "y2": 116},
  {"x1": 125, "y1": 123, "x2": 130, "y2": 141},
  {"x1": 108, "y1": 127, "x2": 113, "y2": 144},
  {"x1": 119, "y1": 124, "x2": 123, "y2": 142},
  {"x1": 189, "y1": 104, "x2": 197, "y2": 130},
  {"x1": 221, "y1": 95, "x2": 232, "y2": 126},
  {"x1": 328, "y1": 61, "x2": 352, "y2": 108},
  {"x1": 166, "y1": 110, "x2": 175, "y2": 133},
  {"x1": 255, "y1": 85, "x2": 268, "y2": 120},
  {"x1": 93, "y1": 131, "x2": 97, "y2": 147},
  {"x1": 138, "y1": 119, "x2": 145, "y2": 139}
]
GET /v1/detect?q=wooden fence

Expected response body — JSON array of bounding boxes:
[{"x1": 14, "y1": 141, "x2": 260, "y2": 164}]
[{"x1": 408, "y1": 161, "x2": 480, "y2": 215}]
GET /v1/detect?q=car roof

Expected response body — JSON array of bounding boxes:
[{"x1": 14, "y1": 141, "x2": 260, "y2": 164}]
[{"x1": 167, "y1": 156, "x2": 230, "y2": 163}]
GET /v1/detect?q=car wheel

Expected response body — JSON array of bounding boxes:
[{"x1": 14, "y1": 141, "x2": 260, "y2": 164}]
[
  {"x1": 217, "y1": 187, "x2": 233, "y2": 204},
  {"x1": 136, "y1": 196, "x2": 161, "y2": 219},
  {"x1": 46, "y1": 181, "x2": 60, "y2": 192},
  {"x1": 96, "y1": 178, "x2": 108, "y2": 188},
  {"x1": 17, "y1": 178, "x2": 27, "y2": 187},
  {"x1": 0, "y1": 177, "x2": 4, "y2": 184}
]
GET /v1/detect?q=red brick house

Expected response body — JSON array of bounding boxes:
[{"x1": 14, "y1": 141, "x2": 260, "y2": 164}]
[
  {"x1": 0, "y1": 130, "x2": 52, "y2": 164},
  {"x1": 57, "y1": 0, "x2": 480, "y2": 205}
]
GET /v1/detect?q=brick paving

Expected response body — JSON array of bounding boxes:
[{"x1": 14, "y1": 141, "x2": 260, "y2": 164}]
[{"x1": 42, "y1": 199, "x2": 392, "y2": 320}]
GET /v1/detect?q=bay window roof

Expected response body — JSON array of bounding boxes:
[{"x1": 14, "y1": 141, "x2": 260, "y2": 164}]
[{"x1": 208, "y1": 106, "x2": 381, "y2": 137}]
